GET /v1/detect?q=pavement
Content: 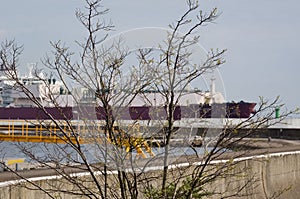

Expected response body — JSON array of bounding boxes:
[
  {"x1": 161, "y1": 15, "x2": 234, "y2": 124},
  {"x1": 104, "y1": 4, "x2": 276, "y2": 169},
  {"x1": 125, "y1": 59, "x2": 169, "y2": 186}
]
[{"x1": 0, "y1": 138, "x2": 300, "y2": 184}]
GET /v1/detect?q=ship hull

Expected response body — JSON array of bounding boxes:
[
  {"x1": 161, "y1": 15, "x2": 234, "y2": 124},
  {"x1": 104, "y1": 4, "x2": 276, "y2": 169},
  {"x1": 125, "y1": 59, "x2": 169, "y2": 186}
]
[{"x1": 0, "y1": 102, "x2": 256, "y2": 120}]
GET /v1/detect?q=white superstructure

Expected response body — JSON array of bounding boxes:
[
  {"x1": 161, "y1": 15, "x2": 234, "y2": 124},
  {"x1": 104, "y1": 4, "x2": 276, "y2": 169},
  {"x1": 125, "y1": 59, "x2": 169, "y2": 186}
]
[{"x1": 0, "y1": 65, "x2": 66, "y2": 107}]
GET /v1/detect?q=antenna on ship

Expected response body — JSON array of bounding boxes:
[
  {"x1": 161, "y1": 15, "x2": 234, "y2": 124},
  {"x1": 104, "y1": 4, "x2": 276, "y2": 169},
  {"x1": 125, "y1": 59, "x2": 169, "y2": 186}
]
[
  {"x1": 210, "y1": 76, "x2": 216, "y2": 103},
  {"x1": 27, "y1": 63, "x2": 37, "y2": 78}
]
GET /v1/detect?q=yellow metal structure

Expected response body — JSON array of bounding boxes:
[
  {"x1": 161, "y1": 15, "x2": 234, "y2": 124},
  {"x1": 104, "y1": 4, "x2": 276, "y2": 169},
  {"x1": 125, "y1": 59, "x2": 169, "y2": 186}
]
[
  {"x1": 98, "y1": 123, "x2": 155, "y2": 158},
  {"x1": 0, "y1": 120, "x2": 154, "y2": 158},
  {"x1": 0, "y1": 120, "x2": 79, "y2": 144},
  {"x1": 6, "y1": 158, "x2": 25, "y2": 165}
]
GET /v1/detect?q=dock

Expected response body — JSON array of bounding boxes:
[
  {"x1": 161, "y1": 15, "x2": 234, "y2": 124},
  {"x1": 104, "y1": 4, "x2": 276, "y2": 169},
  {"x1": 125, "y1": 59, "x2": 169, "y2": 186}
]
[{"x1": 0, "y1": 118, "x2": 299, "y2": 144}]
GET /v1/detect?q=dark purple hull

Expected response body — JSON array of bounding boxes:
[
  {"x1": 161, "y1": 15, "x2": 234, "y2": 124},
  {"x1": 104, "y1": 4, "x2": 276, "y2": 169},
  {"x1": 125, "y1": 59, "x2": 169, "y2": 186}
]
[
  {"x1": 0, "y1": 107, "x2": 73, "y2": 120},
  {"x1": 198, "y1": 102, "x2": 256, "y2": 118},
  {"x1": 0, "y1": 102, "x2": 256, "y2": 120}
]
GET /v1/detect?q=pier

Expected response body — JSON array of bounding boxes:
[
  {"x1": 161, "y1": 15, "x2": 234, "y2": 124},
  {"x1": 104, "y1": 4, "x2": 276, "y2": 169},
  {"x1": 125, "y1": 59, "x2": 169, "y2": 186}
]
[{"x1": 0, "y1": 118, "x2": 300, "y2": 143}]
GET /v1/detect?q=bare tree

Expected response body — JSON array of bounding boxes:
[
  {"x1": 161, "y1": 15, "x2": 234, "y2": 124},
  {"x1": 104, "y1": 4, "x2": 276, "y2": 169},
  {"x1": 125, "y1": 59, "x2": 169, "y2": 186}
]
[{"x1": 0, "y1": 0, "x2": 297, "y2": 199}]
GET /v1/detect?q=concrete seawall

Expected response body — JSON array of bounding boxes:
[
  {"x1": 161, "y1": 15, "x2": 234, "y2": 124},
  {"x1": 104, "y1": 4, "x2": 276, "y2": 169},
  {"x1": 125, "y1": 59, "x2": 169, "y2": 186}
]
[
  {"x1": 209, "y1": 151, "x2": 300, "y2": 198},
  {"x1": 0, "y1": 150, "x2": 300, "y2": 198}
]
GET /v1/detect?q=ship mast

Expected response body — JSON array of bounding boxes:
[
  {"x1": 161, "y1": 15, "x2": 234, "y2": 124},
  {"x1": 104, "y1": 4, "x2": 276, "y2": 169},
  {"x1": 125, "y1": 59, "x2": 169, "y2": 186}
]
[{"x1": 210, "y1": 76, "x2": 216, "y2": 103}]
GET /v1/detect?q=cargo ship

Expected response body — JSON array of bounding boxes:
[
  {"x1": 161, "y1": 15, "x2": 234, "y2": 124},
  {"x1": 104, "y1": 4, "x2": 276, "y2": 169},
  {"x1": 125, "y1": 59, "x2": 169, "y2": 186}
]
[{"x1": 0, "y1": 67, "x2": 256, "y2": 120}]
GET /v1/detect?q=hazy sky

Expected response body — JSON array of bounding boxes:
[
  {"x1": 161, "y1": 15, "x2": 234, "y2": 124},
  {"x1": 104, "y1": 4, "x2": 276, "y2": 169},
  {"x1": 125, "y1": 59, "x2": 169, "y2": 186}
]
[{"x1": 0, "y1": 0, "x2": 299, "y2": 111}]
